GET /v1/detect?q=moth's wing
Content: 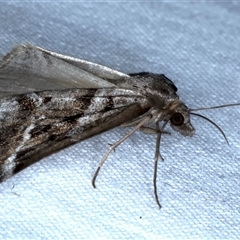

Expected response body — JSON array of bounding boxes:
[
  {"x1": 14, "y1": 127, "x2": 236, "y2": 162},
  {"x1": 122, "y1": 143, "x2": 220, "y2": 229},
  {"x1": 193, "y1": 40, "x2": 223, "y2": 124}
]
[
  {"x1": 0, "y1": 88, "x2": 151, "y2": 182},
  {"x1": 0, "y1": 44, "x2": 130, "y2": 98},
  {"x1": 35, "y1": 45, "x2": 130, "y2": 82}
]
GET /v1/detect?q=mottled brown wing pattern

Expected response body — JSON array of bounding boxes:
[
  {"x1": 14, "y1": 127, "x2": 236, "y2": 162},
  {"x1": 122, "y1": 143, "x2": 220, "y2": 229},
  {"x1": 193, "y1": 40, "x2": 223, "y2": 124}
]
[{"x1": 0, "y1": 88, "x2": 151, "y2": 182}]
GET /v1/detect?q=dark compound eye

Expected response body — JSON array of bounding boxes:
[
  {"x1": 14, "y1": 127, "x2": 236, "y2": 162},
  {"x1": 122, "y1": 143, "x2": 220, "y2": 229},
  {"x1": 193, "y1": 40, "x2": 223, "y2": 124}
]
[{"x1": 170, "y1": 113, "x2": 184, "y2": 126}]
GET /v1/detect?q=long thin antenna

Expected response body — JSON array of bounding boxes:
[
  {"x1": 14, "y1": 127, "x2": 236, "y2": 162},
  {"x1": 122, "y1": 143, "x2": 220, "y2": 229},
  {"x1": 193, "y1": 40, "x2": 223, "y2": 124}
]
[
  {"x1": 190, "y1": 112, "x2": 229, "y2": 144},
  {"x1": 190, "y1": 103, "x2": 240, "y2": 112}
]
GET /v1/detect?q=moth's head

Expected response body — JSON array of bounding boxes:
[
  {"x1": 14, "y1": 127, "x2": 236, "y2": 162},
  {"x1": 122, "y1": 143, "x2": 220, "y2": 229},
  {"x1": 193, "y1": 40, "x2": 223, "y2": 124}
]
[
  {"x1": 164, "y1": 100, "x2": 239, "y2": 143},
  {"x1": 166, "y1": 101, "x2": 195, "y2": 136}
]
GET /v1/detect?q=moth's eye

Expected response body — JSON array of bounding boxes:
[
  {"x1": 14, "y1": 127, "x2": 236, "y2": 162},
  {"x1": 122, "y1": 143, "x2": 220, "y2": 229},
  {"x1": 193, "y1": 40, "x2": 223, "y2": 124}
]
[{"x1": 170, "y1": 113, "x2": 184, "y2": 126}]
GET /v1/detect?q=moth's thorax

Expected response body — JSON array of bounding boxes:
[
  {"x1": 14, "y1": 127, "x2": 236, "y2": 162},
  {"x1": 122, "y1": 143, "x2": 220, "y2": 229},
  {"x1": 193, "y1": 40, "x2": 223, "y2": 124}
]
[
  {"x1": 121, "y1": 73, "x2": 195, "y2": 136},
  {"x1": 128, "y1": 73, "x2": 177, "y2": 95}
]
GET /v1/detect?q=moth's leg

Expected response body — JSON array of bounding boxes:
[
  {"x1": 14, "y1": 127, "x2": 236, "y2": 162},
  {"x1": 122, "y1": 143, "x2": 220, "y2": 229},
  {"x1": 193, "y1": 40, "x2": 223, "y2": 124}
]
[
  {"x1": 153, "y1": 121, "x2": 168, "y2": 209},
  {"x1": 92, "y1": 115, "x2": 152, "y2": 188},
  {"x1": 106, "y1": 126, "x2": 170, "y2": 153},
  {"x1": 121, "y1": 110, "x2": 153, "y2": 127},
  {"x1": 139, "y1": 126, "x2": 171, "y2": 135}
]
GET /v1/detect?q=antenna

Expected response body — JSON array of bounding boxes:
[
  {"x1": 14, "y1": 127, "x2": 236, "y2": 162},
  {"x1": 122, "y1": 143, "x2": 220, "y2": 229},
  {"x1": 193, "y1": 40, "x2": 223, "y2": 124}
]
[{"x1": 189, "y1": 102, "x2": 240, "y2": 143}]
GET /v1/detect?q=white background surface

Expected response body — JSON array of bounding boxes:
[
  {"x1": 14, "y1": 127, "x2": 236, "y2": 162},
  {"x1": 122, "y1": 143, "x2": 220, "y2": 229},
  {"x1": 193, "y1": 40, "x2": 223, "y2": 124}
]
[{"x1": 0, "y1": 2, "x2": 240, "y2": 239}]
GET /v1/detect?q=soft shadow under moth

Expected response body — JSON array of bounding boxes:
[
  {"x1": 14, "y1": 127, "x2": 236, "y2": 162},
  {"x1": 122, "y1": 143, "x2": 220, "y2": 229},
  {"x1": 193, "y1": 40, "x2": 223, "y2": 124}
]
[{"x1": 0, "y1": 44, "x2": 239, "y2": 208}]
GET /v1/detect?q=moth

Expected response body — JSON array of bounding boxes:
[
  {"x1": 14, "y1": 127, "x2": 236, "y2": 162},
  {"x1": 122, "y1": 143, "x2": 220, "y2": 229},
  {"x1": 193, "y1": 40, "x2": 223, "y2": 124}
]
[{"x1": 0, "y1": 44, "x2": 239, "y2": 208}]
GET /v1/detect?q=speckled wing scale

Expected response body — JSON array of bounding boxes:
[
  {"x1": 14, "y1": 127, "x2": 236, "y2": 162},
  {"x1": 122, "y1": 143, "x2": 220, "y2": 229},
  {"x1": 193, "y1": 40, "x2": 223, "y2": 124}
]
[{"x1": 1, "y1": 44, "x2": 238, "y2": 208}]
